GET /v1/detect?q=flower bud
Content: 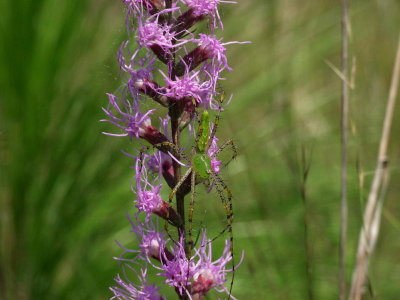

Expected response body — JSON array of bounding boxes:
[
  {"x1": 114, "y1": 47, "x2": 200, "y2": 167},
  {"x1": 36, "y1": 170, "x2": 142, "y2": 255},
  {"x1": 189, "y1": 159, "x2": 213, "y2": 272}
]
[
  {"x1": 191, "y1": 269, "x2": 215, "y2": 298},
  {"x1": 174, "y1": 8, "x2": 205, "y2": 35},
  {"x1": 153, "y1": 200, "x2": 182, "y2": 228},
  {"x1": 175, "y1": 46, "x2": 211, "y2": 76},
  {"x1": 141, "y1": 125, "x2": 169, "y2": 145}
]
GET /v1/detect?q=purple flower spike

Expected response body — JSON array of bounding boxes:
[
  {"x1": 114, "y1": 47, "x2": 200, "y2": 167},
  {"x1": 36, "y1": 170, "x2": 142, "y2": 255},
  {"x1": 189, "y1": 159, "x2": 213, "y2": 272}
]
[
  {"x1": 101, "y1": 93, "x2": 154, "y2": 139},
  {"x1": 110, "y1": 270, "x2": 165, "y2": 300},
  {"x1": 106, "y1": 0, "x2": 246, "y2": 298}
]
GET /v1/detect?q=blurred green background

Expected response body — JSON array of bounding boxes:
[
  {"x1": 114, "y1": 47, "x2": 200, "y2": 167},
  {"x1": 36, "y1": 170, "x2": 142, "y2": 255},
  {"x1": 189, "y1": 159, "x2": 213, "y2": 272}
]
[{"x1": 1, "y1": 0, "x2": 400, "y2": 299}]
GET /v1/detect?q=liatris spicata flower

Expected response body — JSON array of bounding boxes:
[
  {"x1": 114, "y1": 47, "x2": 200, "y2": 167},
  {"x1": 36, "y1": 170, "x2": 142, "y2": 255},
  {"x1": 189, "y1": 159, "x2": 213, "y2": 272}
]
[{"x1": 103, "y1": 0, "x2": 248, "y2": 298}]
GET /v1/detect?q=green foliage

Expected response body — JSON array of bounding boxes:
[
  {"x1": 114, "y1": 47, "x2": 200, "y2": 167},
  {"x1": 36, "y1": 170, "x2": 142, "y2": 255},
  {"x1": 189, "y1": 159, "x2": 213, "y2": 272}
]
[{"x1": 1, "y1": 0, "x2": 400, "y2": 299}]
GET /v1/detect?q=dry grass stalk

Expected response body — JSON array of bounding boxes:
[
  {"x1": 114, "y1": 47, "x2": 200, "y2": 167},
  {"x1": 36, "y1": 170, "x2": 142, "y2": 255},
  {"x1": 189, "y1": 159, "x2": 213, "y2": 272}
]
[{"x1": 349, "y1": 35, "x2": 400, "y2": 300}]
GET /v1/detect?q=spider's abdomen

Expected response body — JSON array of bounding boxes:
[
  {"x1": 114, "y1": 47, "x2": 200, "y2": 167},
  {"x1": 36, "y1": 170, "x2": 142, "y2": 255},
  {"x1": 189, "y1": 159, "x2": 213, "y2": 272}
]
[{"x1": 193, "y1": 153, "x2": 212, "y2": 179}]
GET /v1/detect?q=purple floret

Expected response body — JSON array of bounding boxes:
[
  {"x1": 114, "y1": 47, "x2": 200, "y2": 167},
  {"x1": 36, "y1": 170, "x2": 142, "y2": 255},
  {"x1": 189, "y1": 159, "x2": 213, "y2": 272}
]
[
  {"x1": 110, "y1": 270, "x2": 165, "y2": 300},
  {"x1": 134, "y1": 157, "x2": 165, "y2": 215},
  {"x1": 207, "y1": 136, "x2": 222, "y2": 173},
  {"x1": 197, "y1": 34, "x2": 230, "y2": 71},
  {"x1": 191, "y1": 230, "x2": 241, "y2": 299},
  {"x1": 158, "y1": 237, "x2": 195, "y2": 296},
  {"x1": 137, "y1": 19, "x2": 176, "y2": 49},
  {"x1": 101, "y1": 93, "x2": 154, "y2": 139},
  {"x1": 182, "y1": 0, "x2": 236, "y2": 29},
  {"x1": 160, "y1": 70, "x2": 213, "y2": 106}
]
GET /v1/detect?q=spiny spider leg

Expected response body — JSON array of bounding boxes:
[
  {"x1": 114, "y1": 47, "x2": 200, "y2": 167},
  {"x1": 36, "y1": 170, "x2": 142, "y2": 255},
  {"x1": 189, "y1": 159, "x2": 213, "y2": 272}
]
[
  {"x1": 187, "y1": 169, "x2": 197, "y2": 257},
  {"x1": 210, "y1": 173, "x2": 234, "y2": 244},
  {"x1": 213, "y1": 139, "x2": 238, "y2": 168},
  {"x1": 205, "y1": 92, "x2": 226, "y2": 151},
  {"x1": 163, "y1": 110, "x2": 206, "y2": 248},
  {"x1": 153, "y1": 141, "x2": 190, "y2": 163},
  {"x1": 164, "y1": 165, "x2": 192, "y2": 245},
  {"x1": 183, "y1": 169, "x2": 197, "y2": 289},
  {"x1": 168, "y1": 166, "x2": 192, "y2": 204},
  {"x1": 207, "y1": 105, "x2": 222, "y2": 151},
  {"x1": 209, "y1": 171, "x2": 235, "y2": 300}
]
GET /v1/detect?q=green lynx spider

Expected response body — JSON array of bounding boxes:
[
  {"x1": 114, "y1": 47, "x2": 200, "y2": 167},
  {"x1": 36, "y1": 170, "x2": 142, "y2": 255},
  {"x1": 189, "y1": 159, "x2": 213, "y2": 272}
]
[
  {"x1": 145, "y1": 97, "x2": 237, "y2": 297},
  {"x1": 169, "y1": 110, "x2": 236, "y2": 246},
  {"x1": 163, "y1": 101, "x2": 238, "y2": 297}
]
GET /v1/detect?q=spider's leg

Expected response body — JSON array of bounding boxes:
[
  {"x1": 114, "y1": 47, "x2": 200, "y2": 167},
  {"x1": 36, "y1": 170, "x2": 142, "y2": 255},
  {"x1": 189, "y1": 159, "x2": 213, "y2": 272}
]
[
  {"x1": 169, "y1": 166, "x2": 192, "y2": 204},
  {"x1": 187, "y1": 169, "x2": 197, "y2": 257},
  {"x1": 207, "y1": 104, "x2": 222, "y2": 150},
  {"x1": 213, "y1": 139, "x2": 238, "y2": 168},
  {"x1": 206, "y1": 92, "x2": 226, "y2": 151},
  {"x1": 210, "y1": 172, "x2": 235, "y2": 299},
  {"x1": 153, "y1": 141, "x2": 190, "y2": 163},
  {"x1": 163, "y1": 166, "x2": 192, "y2": 243},
  {"x1": 137, "y1": 145, "x2": 153, "y2": 161}
]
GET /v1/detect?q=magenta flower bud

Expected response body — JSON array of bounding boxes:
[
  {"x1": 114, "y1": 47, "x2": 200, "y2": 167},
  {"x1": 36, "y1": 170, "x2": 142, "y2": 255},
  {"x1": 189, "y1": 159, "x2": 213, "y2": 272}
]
[
  {"x1": 190, "y1": 270, "x2": 214, "y2": 299},
  {"x1": 139, "y1": 230, "x2": 172, "y2": 261},
  {"x1": 153, "y1": 199, "x2": 182, "y2": 227},
  {"x1": 141, "y1": 125, "x2": 169, "y2": 146},
  {"x1": 134, "y1": 78, "x2": 169, "y2": 107},
  {"x1": 182, "y1": 0, "x2": 236, "y2": 29},
  {"x1": 174, "y1": 8, "x2": 205, "y2": 35},
  {"x1": 150, "y1": 44, "x2": 171, "y2": 64},
  {"x1": 175, "y1": 46, "x2": 210, "y2": 76}
]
